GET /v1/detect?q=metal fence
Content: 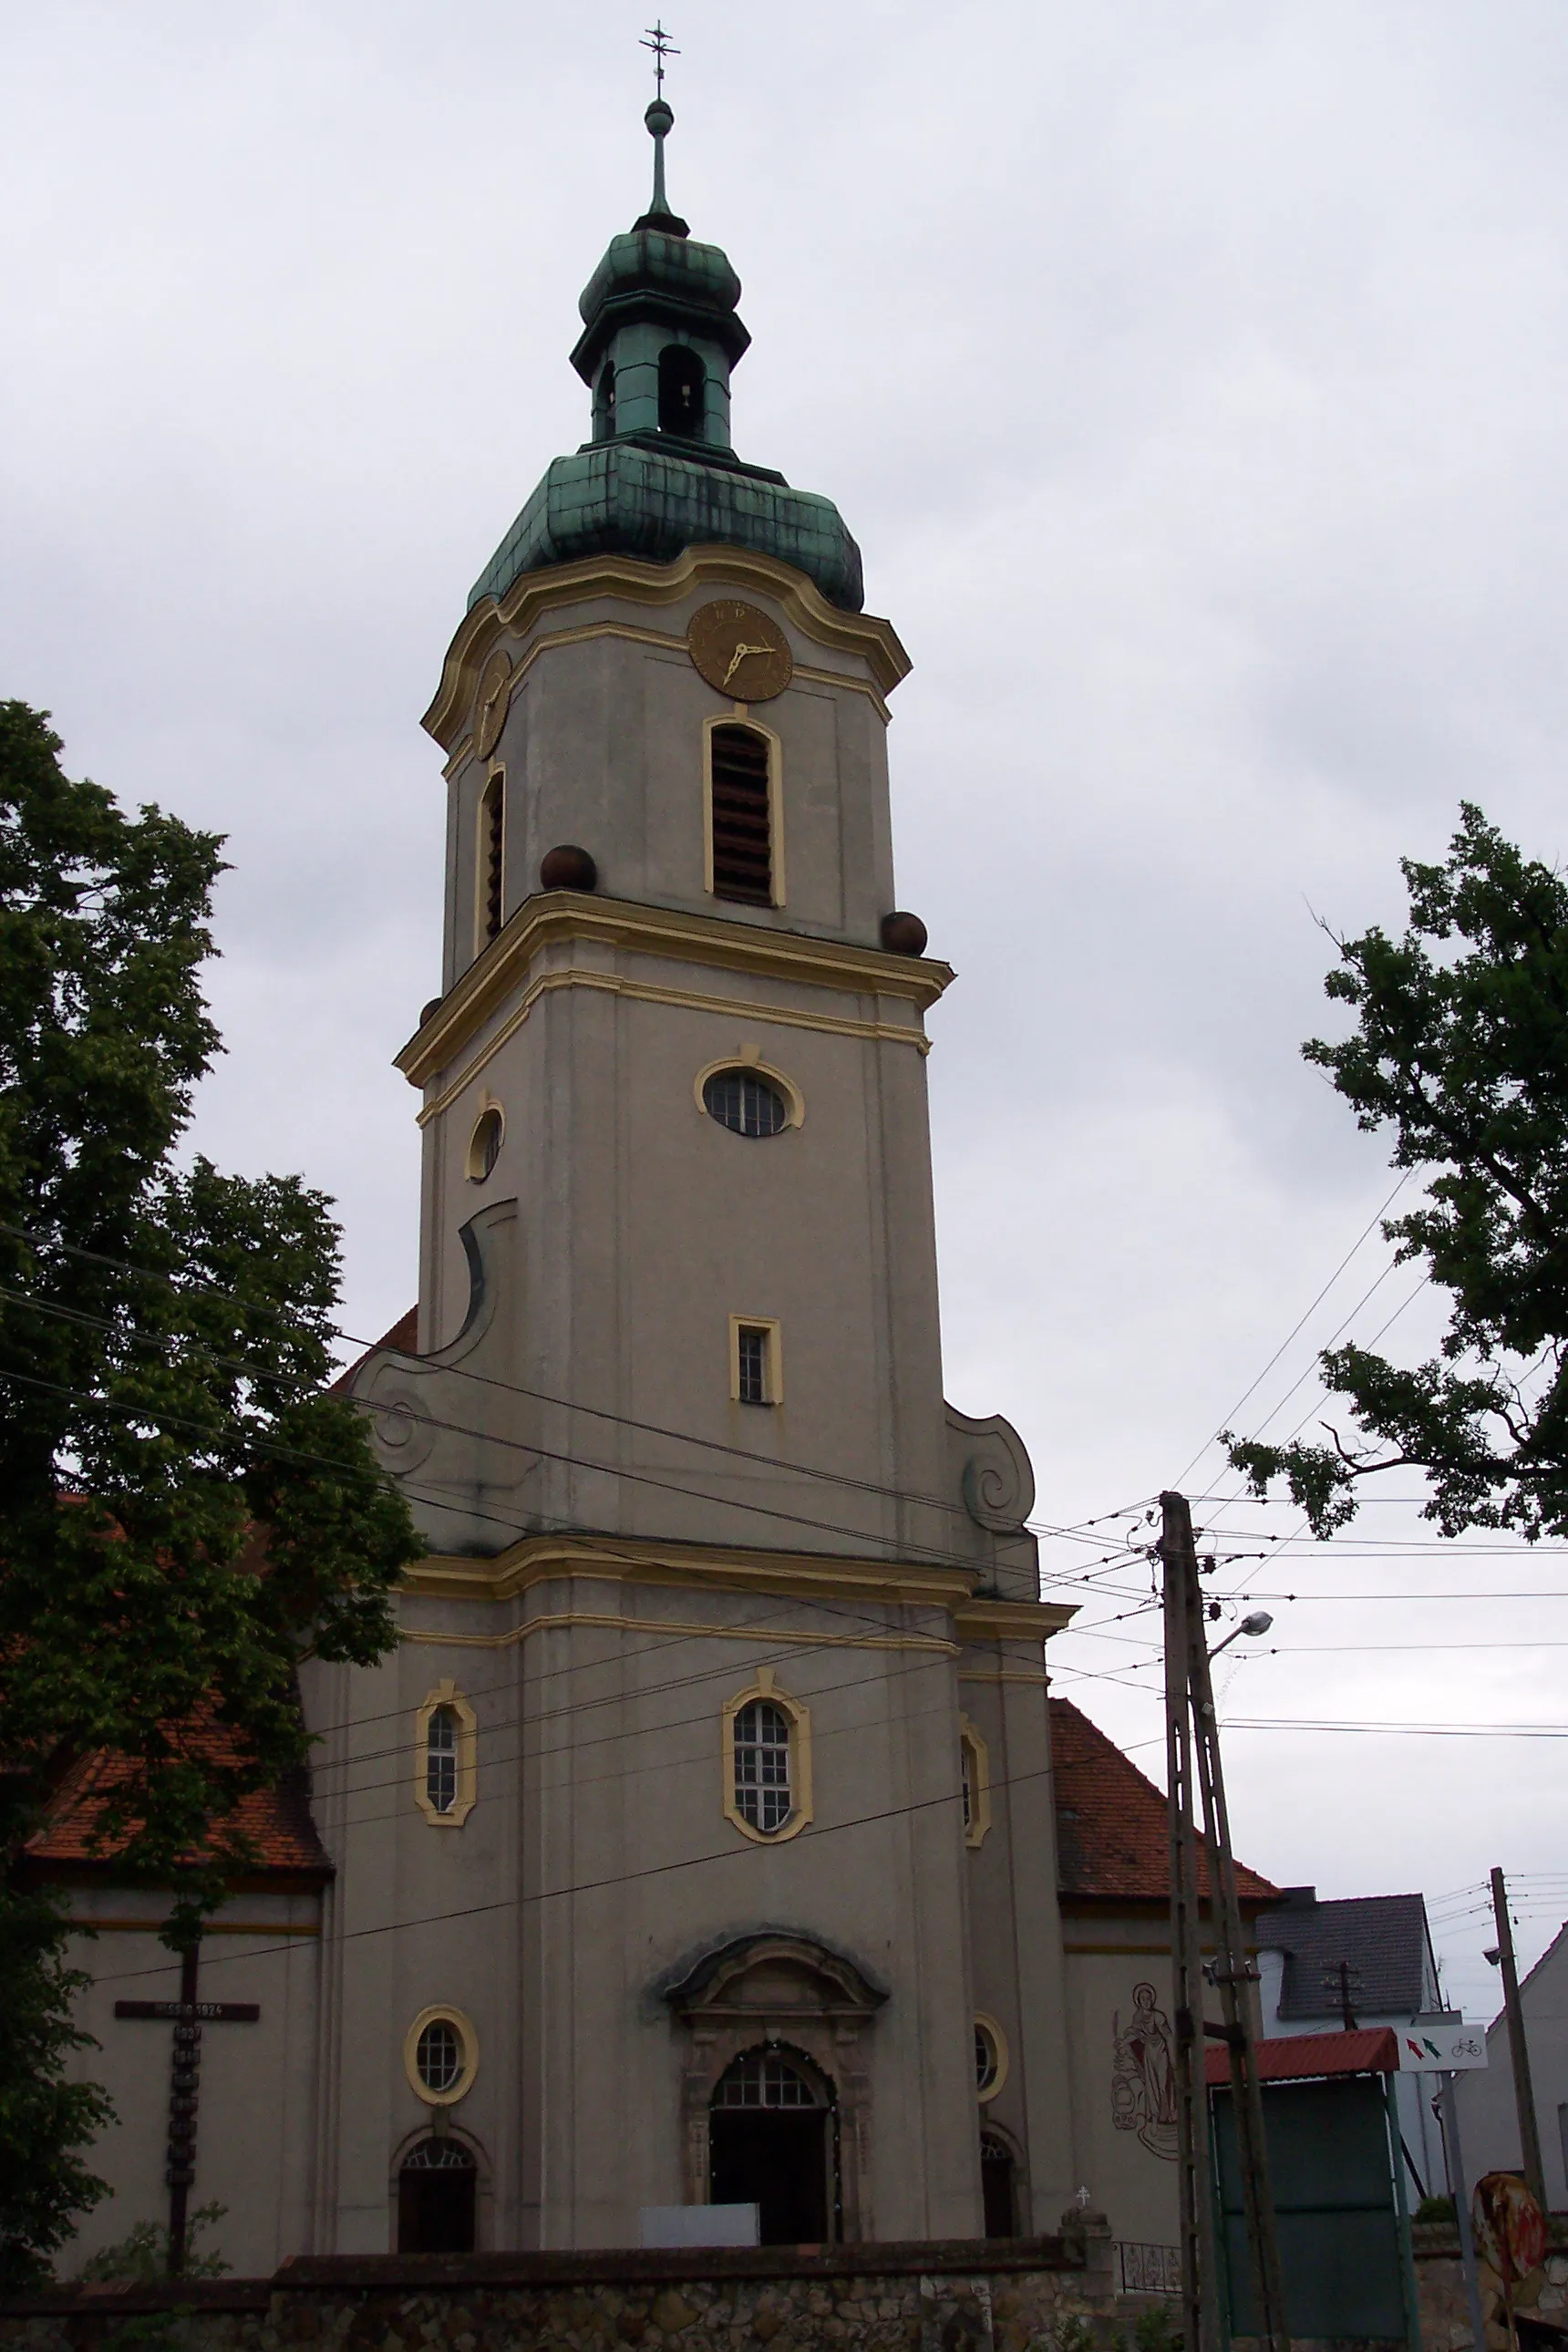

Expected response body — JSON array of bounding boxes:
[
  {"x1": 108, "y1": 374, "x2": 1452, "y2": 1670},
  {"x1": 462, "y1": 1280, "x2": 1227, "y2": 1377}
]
[{"x1": 1115, "y1": 2241, "x2": 1181, "y2": 2295}]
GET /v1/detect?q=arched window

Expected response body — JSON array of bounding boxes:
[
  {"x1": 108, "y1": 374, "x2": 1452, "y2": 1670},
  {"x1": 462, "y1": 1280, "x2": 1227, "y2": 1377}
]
[
  {"x1": 476, "y1": 772, "x2": 505, "y2": 950},
  {"x1": 709, "y1": 2048, "x2": 832, "y2": 2244},
  {"x1": 980, "y1": 2129, "x2": 1016, "y2": 2239},
  {"x1": 593, "y1": 360, "x2": 617, "y2": 438},
  {"x1": 734, "y1": 1699, "x2": 792, "y2": 1832},
  {"x1": 721, "y1": 1669, "x2": 811, "y2": 1843},
  {"x1": 426, "y1": 1707, "x2": 459, "y2": 1815},
  {"x1": 397, "y1": 2137, "x2": 476, "y2": 2254},
  {"x1": 713, "y1": 2048, "x2": 819, "y2": 2108},
  {"x1": 707, "y1": 724, "x2": 774, "y2": 906},
  {"x1": 658, "y1": 342, "x2": 706, "y2": 436}
]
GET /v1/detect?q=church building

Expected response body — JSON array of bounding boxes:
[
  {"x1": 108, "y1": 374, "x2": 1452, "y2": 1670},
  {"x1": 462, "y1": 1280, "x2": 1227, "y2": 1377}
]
[{"x1": 37, "y1": 94, "x2": 1276, "y2": 2275}]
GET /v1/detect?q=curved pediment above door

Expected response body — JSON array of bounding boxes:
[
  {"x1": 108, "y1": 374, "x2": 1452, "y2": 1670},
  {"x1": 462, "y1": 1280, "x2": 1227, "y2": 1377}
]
[{"x1": 660, "y1": 1930, "x2": 888, "y2": 2022}]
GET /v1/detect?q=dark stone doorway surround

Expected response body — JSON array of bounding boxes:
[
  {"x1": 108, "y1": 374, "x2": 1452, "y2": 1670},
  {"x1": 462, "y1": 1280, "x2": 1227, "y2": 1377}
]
[{"x1": 661, "y1": 1931, "x2": 887, "y2": 2243}]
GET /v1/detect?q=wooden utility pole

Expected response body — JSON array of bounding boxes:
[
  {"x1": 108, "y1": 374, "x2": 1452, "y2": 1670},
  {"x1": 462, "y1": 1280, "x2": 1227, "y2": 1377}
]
[
  {"x1": 1491, "y1": 1866, "x2": 1545, "y2": 2205},
  {"x1": 1163, "y1": 1491, "x2": 1292, "y2": 2352},
  {"x1": 1165, "y1": 1495, "x2": 1221, "y2": 2352}
]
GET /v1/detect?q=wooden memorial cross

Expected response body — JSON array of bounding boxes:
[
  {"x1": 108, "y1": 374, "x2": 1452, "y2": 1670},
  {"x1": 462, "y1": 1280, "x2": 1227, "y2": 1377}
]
[{"x1": 115, "y1": 1943, "x2": 259, "y2": 2274}]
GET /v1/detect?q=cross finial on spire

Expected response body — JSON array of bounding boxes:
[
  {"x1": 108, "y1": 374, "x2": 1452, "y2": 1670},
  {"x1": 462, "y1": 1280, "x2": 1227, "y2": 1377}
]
[
  {"x1": 635, "y1": 21, "x2": 687, "y2": 236},
  {"x1": 641, "y1": 20, "x2": 678, "y2": 96}
]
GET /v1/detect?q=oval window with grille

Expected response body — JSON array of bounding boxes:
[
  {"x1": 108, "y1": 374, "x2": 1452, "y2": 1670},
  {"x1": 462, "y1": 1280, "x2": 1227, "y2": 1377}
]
[
  {"x1": 417, "y1": 2018, "x2": 462, "y2": 2093},
  {"x1": 404, "y1": 2005, "x2": 479, "y2": 2106},
  {"x1": 975, "y1": 2014, "x2": 1008, "y2": 2102},
  {"x1": 466, "y1": 1105, "x2": 503, "y2": 1181},
  {"x1": 703, "y1": 1068, "x2": 787, "y2": 1140}
]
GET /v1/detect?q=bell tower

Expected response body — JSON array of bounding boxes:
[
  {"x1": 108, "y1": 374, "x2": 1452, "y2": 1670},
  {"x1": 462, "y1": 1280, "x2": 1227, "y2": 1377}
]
[
  {"x1": 363, "y1": 92, "x2": 1028, "y2": 1575},
  {"x1": 337, "y1": 87, "x2": 1076, "y2": 2254}
]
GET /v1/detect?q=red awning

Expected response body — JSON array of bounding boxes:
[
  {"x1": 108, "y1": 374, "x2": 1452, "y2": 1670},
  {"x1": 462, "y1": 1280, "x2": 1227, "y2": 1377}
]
[{"x1": 1205, "y1": 2028, "x2": 1398, "y2": 2087}]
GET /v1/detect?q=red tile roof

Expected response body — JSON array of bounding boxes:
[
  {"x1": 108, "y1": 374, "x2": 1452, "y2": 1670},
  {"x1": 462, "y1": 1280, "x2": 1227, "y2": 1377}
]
[
  {"x1": 331, "y1": 1306, "x2": 418, "y2": 1397},
  {"x1": 1205, "y1": 2027, "x2": 1398, "y2": 2085},
  {"x1": 1050, "y1": 1697, "x2": 1279, "y2": 1906},
  {"x1": 24, "y1": 1724, "x2": 330, "y2": 1886}
]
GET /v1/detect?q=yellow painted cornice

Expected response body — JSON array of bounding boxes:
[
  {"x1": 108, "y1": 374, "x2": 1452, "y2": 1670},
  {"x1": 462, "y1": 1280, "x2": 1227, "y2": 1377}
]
[
  {"x1": 424, "y1": 544, "x2": 913, "y2": 752},
  {"x1": 400, "y1": 1529, "x2": 985, "y2": 1616},
  {"x1": 397, "y1": 890, "x2": 954, "y2": 1093},
  {"x1": 954, "y1": 1599, "x2": 1077, "y2": 1643}
]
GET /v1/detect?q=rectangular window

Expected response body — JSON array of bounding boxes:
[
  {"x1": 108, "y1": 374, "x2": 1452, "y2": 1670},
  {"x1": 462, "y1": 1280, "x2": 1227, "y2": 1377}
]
[
  {"x1": 730, "y1": 1315, "x2": 781, "y2": 1408},
  {"x1": 738, "y1": 1326, "x2": 769, "y2": 1405}
]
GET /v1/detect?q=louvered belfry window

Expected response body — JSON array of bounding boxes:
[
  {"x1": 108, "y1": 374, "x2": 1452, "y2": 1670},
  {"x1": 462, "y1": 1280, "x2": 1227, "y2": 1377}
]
[
  {"x1": 709, "y1": 725, "x2": 772, "y2": 905},
  {"x1": 479, "y1": 774, "x2": 504, "y2": 945}
]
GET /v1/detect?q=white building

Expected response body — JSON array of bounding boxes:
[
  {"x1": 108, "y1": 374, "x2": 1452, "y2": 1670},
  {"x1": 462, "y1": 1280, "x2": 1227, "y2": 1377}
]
[
  {"x1": 1456, "y1": 1921, "x2": 1568, "y2": 2211},
  {"x1": 1254, "y1": 1884, "x2": 1455, "y2": 2206}
]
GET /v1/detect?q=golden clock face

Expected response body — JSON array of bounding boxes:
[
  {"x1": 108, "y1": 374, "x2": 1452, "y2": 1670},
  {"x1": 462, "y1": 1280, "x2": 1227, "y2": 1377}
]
[
  {"x1": 687, "y1": 600, "x2": 793, "y2": 704},
  {"x1": 473, "y1": 653, "x2": 512, "y2": 758}
]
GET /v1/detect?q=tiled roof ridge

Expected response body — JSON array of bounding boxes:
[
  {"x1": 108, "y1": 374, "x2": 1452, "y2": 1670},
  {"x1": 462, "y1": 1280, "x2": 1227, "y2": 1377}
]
[
  {"x1": 22, "y1": 1704, "x2": 331, "y2": 1883},
  {"x1": 1048, "y1": 1696, "x2": 1279, "y2": 1904}
]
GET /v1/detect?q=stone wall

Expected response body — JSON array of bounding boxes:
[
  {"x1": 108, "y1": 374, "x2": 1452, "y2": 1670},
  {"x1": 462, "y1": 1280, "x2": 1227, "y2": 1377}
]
[{"x1": 0, "y1": 2226, "x2": 1150, "y2": 2352}]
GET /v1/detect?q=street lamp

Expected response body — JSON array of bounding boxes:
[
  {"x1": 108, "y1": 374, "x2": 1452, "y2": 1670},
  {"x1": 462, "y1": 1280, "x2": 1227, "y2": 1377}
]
[{"x1": 1208, "y1": 1610, "x2": 1274, "y2": 1660}]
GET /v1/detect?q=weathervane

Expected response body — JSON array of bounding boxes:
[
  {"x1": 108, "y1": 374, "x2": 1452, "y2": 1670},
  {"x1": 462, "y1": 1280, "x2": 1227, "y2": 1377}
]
[
  {"x1": 641, "y1": 20, "x2": 679, "y2": 96},
  {"x1": 635, "y1": 18, "x2": 687, "y2": 234}
]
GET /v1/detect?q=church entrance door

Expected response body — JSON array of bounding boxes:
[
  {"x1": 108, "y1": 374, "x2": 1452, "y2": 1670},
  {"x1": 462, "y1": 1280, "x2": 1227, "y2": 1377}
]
[
  {"x1": 709, "y1": 2048, "x2": 832, "y2": 2244},
  {"x1": 397, "y1": 2138, "x2": 476, "y2": 2252}
]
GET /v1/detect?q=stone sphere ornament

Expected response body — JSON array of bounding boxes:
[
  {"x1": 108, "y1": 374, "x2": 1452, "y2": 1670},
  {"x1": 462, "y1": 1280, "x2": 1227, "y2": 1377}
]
[
  {"x1": 540, "y1": 845, "x2": 598, "y2": 892},
  {"x1": 880, "y1": 911, "x2": 928, "y2": 956}
]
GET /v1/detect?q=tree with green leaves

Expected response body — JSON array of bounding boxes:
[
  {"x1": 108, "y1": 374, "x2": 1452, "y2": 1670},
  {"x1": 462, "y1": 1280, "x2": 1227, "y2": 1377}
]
[
  {"x1": 0, "y1": 702, "x2": 421, "y2": 2282},
  {"x1": 1226, "y1": 803, "x2": 1568, "y2": 1542}
]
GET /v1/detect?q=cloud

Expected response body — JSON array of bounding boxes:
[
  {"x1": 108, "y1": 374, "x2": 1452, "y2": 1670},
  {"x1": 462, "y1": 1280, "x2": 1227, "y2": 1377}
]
[{"x1": 5, "y1": 0, "x2": 1566, "y2": 2016}]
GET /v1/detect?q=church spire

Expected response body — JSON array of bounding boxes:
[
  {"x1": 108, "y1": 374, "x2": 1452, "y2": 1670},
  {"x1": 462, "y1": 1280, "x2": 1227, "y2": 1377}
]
[
  {"x1": 460, "y1": 48, "x2": 866, "y2": 617},
  {"x1": 635, "y1": 22, "x2": 688, "y2": 235}
]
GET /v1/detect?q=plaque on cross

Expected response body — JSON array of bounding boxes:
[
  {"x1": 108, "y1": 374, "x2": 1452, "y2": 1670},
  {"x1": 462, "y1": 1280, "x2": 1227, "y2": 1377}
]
[{"x1": 114, "y1": 1944, "x2": 259, "y2": 2274}]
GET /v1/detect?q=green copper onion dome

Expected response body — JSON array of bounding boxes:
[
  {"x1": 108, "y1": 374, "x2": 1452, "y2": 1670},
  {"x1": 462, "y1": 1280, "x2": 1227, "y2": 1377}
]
[{"x1": 467, "y1": 101, "x2": 863, "y2": 614}]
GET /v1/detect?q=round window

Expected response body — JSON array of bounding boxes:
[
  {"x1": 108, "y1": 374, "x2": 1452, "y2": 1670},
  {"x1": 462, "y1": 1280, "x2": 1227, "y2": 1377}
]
[
  {"x1": 416, "y1": 2018, "x2": 462, "y2": 2093},
  {"x1": 703, "y1": 1068, "x2": 788, "y2": 1139},
  {"x1": 466, "y1": 1105, "x2": 503, "y2": 1182},
  {"x1": 975, "y1": 2015, "x2": 1008, "y2": 2101}
]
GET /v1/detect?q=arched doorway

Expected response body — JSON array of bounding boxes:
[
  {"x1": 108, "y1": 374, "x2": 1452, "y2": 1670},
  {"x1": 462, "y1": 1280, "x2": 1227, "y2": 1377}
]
[
  {"x1": 397, "y1": 2136, "x2": 477, "y2": 2252},
  {"x1": 980, "y1": 2129, "x2": 1016, "y2": 2238},
  {"x1": 709, "y1": 2047, "x2": 833, "y2": 2245}
]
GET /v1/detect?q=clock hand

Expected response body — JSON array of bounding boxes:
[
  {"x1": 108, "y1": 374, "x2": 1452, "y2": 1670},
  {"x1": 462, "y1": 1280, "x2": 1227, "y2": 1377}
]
[{"x1": 721, "y1": 642, "x2": 779, "y2": 686}]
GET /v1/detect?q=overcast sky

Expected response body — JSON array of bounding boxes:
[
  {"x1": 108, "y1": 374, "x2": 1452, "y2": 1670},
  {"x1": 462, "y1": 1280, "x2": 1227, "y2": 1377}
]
[{"x1": 5, "y1": 0, "x2": 1567, "y2": 2027}]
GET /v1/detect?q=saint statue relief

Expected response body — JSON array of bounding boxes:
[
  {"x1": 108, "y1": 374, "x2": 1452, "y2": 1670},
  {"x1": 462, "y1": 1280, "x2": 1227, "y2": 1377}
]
[{"x1": 1111, "y1": 1981, "x2": 1178, "y2": 2161}]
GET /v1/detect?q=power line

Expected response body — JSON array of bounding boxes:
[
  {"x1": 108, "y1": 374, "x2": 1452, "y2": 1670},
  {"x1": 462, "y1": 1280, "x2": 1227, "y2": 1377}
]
[
  {"x1": 0, "y1": 1220, "x2": 1148, "y2": 1553},
  {"x1": 87, "y1": 1744, "x2": 1074, "y2": 1991},
  {"x1": 0, "y1": 1357, "x2": 1080, "y2": 1589},
  {"x1": 1172, "y1": 1171, "x2": 1414, "y2": 1487}
]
